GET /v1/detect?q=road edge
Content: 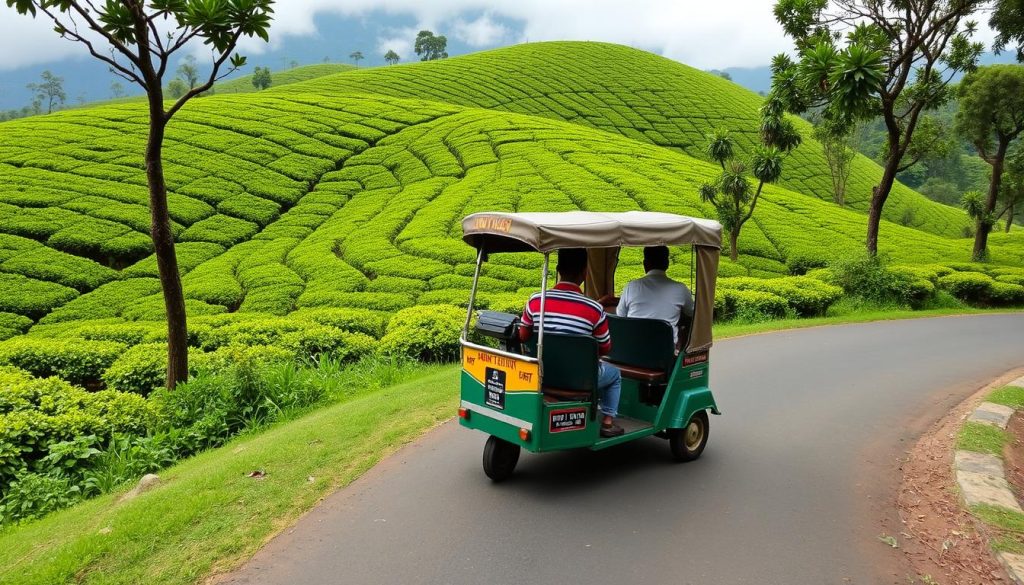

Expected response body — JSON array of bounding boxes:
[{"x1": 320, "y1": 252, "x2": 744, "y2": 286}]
[{"x1": 955, "y1": 374, "x2": 1024, "y2": 583}]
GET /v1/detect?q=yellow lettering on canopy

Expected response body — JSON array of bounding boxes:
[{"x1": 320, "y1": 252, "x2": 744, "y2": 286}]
[
  {"x1": 462, "y1": 347, "x2": 539, "y2": 392},
  {"x1": 474, "y1": 216, "x2": 513, "y2": 233}
]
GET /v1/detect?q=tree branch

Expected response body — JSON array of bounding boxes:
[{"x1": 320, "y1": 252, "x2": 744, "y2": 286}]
[{"x1": 164, "y1": 28, "x2": 246, "y2": 122}]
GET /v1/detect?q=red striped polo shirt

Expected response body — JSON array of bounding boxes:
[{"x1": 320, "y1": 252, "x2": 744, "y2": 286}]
[{"x1": 519, "y1": 282, "x2": 612, "y2": 355}]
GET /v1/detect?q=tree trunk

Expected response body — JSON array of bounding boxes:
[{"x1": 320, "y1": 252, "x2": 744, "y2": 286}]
[
  {"x1": 145, "y1": 99, "x2": 188, "y2": 390},
  {"x1": 729, "y1": 229, "x2": 739, "y2": 262},
  {"x1": 866, "y1": 155, "x2": 900, "y2": 257},
  {"x1": 973, "y1": 139, "x2": 1010, "y2": 261},
  {"x1": 1007, "y1": 202, "x2": 1015, "y2": 233}
]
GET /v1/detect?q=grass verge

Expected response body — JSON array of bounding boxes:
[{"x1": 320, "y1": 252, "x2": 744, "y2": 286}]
[
  {"x1": 958, "y1": 422, "x2": 1010, "y2": 456},
  {"x1": 0, "y1": 367, "x2": 458, "y2": 585},
  {"x1": 1, "y1": 308, "x2": 1019, "y2": 584}
]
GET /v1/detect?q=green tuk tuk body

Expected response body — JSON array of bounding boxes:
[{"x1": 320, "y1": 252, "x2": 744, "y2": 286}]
[{"x1": 456, "y1": 211, "x2": 722, "y2": 480}]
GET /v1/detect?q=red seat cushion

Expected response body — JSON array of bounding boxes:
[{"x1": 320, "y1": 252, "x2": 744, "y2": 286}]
[{"x1": 604, "y1": 360, "x2": 666, "y2": 384}]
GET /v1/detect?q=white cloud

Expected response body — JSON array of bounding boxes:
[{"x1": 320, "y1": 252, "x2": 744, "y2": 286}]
[
  {"x1": 0, "y1": 0, "x2": 1005, "y2": 72},
  {"x1": 453, "y1": 13, "x2": 510, "y2": 47}
]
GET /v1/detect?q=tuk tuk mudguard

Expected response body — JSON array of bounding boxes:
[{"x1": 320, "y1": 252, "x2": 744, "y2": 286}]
[{"x1": 655, "y1": 354, "x2": 719, "y2": 430}]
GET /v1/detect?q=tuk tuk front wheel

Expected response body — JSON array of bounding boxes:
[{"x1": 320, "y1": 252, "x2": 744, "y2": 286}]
[
  {"x1": 669, "y1": 410, "x2": 709, "y2": 462},
  {"x1": 483, "y1": 435, "x2": 521, "y2": 481}
]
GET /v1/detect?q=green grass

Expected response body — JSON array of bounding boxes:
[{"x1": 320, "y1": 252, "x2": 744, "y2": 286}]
[
  {"x1": 973, "y1": 504, "x2": 1024, "y2": 534},
  {"x1": 958, "y1": 421, "x2": 1010, "y2": 457},
  {"x1": 0, "y1": 365, "x2": 457, "y2": 585},
  {"x1": 987, "y1": 385, "x2": 1024, "y2": 410}
]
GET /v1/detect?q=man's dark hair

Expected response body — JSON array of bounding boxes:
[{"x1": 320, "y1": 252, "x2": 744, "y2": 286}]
[
  {"x1": 556, "y1": 248, "x2": 588, "y2": 282},
  {"x1": 643, "y1": 246, "x2": 670, "y2": 271}
]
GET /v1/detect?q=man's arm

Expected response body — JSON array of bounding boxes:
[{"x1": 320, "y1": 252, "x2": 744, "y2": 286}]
[
  {"x1": 616, "y1": 282, "x2": 631, "y2": 317},
  {"x1": 594, "y1": 314, "x2": 612, "y2": 356},
  {"x1": 518, "y1": 297, "x2": 535, "y2": 342}
]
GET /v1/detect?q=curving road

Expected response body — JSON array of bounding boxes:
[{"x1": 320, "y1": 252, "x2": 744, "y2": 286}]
[{"x1": 222, "y1": 314, "x2": 1024, "y2": 585}]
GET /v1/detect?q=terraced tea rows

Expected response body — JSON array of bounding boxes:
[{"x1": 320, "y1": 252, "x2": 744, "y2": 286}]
[
  {"x1": 287, "y1": 42, "x2": 969, "y2": 238},
  {"x1": 0, "y1": 41, "x2": 1021, "y2": 366}
]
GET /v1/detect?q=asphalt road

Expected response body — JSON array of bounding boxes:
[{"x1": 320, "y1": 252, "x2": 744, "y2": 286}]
[{"x1": 222, "y1": 314, "x2": 1024, "y2": 585}]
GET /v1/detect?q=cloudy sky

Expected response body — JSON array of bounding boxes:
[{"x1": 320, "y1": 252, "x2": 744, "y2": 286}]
[
  {"x1": 0, "y1": 0, "x2": 1005, "y2": 109},
  {"x1": 0, "y1": 0, "x2": 794, "y2": 71}
]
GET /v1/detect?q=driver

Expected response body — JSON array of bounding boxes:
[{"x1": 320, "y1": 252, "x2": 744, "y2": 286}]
[
  {"x1": 519, "y1": 248, "x2": 624, "y2": 438},
  {"x1": 617, "y1": 246, "x2": 693, "y2": 348}
]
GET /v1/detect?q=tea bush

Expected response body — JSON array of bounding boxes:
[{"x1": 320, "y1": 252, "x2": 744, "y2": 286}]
[
  {"x1": 718, "y1": 276, "x2": 843, "y2": 316},
  {"x1": 937, "y1": 272, "x2": 994, "y2": 305},
  {"x1": 714, "y1": 288, "x2": 788, "y2": 321},
  {"x1": 379, "y1": 305, "x2": 465, "y2": 362},
  {"x1": 0, "y1": 338, "x2": 125, "y2": 385}
]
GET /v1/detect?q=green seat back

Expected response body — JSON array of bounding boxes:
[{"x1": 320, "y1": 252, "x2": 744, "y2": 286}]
[
  {"x1": 605, "y1": 315, "x2": 676, "y2": 373},
  {"x1": 523, "y1": 333, "x2": 598, "y2": 391}
]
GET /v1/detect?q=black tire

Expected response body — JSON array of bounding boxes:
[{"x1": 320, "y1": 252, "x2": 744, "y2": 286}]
[
  {"x1": 669, "y1": 410, "x2": 709, "y2": 462},
  {"x1": 483, "y1": 435, "x2": 521, "y2": 481}
]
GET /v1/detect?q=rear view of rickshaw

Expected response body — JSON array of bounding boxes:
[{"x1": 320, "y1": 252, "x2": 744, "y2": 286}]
[{"x1": 458, "y1": 211, "x2": 722, "y2": 481}]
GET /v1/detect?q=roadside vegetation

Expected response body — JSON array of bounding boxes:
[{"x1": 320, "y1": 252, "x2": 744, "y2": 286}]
[{"x1": 955, "y1": 384, "x2": 1024, "y2": 557}]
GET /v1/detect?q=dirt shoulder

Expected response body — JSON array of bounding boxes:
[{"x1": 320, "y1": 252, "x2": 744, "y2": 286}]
[{"x1": 896, "y1": 370, "x2": 1024, "y2": 584}]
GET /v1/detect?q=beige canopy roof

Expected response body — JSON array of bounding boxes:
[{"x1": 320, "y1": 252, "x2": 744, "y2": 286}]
[
  {"x1": 462, "y1": 211, "x2": 722, "y2": 253},
  {"x1": 462, "y1": 211, "x2": 721, "y2": 352}
]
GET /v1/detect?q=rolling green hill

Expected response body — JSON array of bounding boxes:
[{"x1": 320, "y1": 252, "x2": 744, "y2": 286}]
[
  {"x1": 0, "y1": 42, "x2": 1021, "y2": 348},
  {"x1": 213, "y1": 63, "x2": 357, "y2": 95},
  {"x1": 282, "y1": 42, "x2": 972, "y2": 238}
]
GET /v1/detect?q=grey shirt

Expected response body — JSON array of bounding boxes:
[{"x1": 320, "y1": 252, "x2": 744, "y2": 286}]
[{"x1": 616, "y1": 270, "x2": 693, "y2": 345}]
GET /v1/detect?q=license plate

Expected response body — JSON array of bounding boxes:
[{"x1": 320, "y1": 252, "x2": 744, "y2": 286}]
[
  {"x1": 484, "y1": 367, "x2": 506, "y2": 410},
  {"x1": 549, "y1": 408, "x2": 587, "y2": 433}
]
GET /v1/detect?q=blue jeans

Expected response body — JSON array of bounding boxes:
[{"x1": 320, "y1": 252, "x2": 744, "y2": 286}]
[{"x1": 598, "y1": 362, "x2": 621, "y2": 418}]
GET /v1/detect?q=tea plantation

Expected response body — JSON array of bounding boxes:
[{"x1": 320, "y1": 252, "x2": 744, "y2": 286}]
[{"x1": 0, "y1": 41, "x2": 1022, "y2": 524}]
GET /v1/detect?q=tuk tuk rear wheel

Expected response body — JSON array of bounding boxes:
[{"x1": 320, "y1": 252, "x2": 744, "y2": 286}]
[
  {"x1": 669, "y1": 410, "x2": 709, "y2": 462},
  {"x1": 483, "y1": 435, "x2": 520, "y2": 481}
]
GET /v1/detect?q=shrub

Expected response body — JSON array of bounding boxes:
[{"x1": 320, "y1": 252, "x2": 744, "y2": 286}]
[
  {"x1": 825, "y1": 255, "x2": 936, "y2": 308},
  {"x1": 0, "y1": 472, "x2": 81, "y2": 525},
  {"x1": 0, "y1": 370, "x2": 154, "y2": 488},
  {"x1": 990, "y1": 282, "x2": 1024, "y2": 306},
  {"x1": 181, "y1": 214, "x2": 259, "y2": 246},
  {"x1": 0, "y1": 337, "x2": 126, "y2": 385},
  {"x1": 102, "y1": 343, "x2": 167, "y2": 395},
  {"x1": 714, "y1": 288, "x2": 788, "y2": 321},
  {"x1": 0, "y1": 312, "x2": 31, "y2": 342},
  {"x1": 937, "y1": 272, "x2": 995, "y2": 305},
  {"x1": 379, "y1": 305, "x2": 464, "y2": 362},
  {"x1": 0, "y1": 273, "x2": 79, "y2": 319},
  {"x1": 193, "y1": 344, "x2": 293, "y2": 372},
  {"x1": 717, "y1": 276, "x2": 843, "y2": 317},
  {"x1": 785, "y1": 252, "x2": 829, "y2": 276},
  {"x1": 288, "y1": 308, "x2": 390, "y2": 338}
]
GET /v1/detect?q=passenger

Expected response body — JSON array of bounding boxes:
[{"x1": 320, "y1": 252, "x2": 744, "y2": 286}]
[
  {"x1": 617, "y1": 246, "x2": 694, "y2": 349},
  {"x1": 519, "y1": 248, "x2": 624, "y2": 438}
]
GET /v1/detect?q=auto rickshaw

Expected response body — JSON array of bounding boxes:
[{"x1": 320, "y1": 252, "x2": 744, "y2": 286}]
[{"x1": 458, "y1": 211, "x2": 722, "y2": 481}]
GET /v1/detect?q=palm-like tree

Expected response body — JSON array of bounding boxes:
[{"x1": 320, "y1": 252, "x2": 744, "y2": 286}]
[
  {"x1": 350, "y1": 51, "x2": 364, "y2": 67},
  {"x1": 384, "y1": 50, "x2": 401, "y2": 66}
]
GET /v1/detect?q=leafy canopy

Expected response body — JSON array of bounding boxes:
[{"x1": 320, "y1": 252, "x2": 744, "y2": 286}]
[{"x1": 955, "y1": 64, "x2": 1024, "y2": 160}]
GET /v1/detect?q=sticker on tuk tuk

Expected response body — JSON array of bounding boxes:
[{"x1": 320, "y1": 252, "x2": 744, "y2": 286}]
[
  {"x1": 484, "y1": 367, "x2": 506, "y2": 410},
  {"x1": 549, "y1": 408, "x2": 587, "y2": 433}
]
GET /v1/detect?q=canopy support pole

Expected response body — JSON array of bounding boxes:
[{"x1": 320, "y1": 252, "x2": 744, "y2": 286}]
[
  {"x1": 462, "y1": 247, "x2": 484, "y2": 340},
  {"x1": 537, "y1": 253, "x2": 550, "y2": 379}
]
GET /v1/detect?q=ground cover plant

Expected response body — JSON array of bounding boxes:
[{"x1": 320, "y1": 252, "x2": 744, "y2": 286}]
[{"x1": 0, "y1": 41, "x2": 1023, "y2": 535}]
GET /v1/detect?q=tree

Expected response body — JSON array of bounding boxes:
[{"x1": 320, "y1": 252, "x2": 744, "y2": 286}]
[
  {"x1": 414, "y1": 30, "x2": 448, "y2": 61},
  {"x1": 289, "y1": 59, "x2": 298, "y2": 69},
  {"x1": 7, "y1": 0, "x2": 274, "y2": 390},
  {"x1": 707, "y1": 69, "x2": 732, "y2": 81},
  {"x1": 1002, "y1": 146, "x2": 1024, "y2": 232},
  {"x1": 110, "y1": 81, "x2": 126, "y2": 99},
  {"x1": 772, "y1": 0, "x2": 985, "y2": 256},
  {"x1": 166, "y1": 78, "x2": 188, "y2": 99},
  {"x1": 323, "y1": 55, "x2": 330, "y2": 63},
  {"x1": 384, "y1": 49, "x2": 401, "y2": 65},
  {"x1": 349, "y1": 51, "x2": 364, "y2": 66},
  {"x1": 26, "y1": 70, "x2": 65, "y2": 114},
  {"x1": 955, "y1": 64, "x2": 1024, "y2": 259},
  {"x1": 813, "y1": 120, "x2": 855, "y2": 206},
  {"x1": 177, "y1": 54, "x2": 199, "y2": 89},
  {"x1": 699, "y1": 97, "x2": 802, "y2": 261},
  {"x1": 992, "y1": 0, "x2": 1024, "y2": 61},
  {"x1": 251, "y1": 66, "x2": 272, "y2": 90}
]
